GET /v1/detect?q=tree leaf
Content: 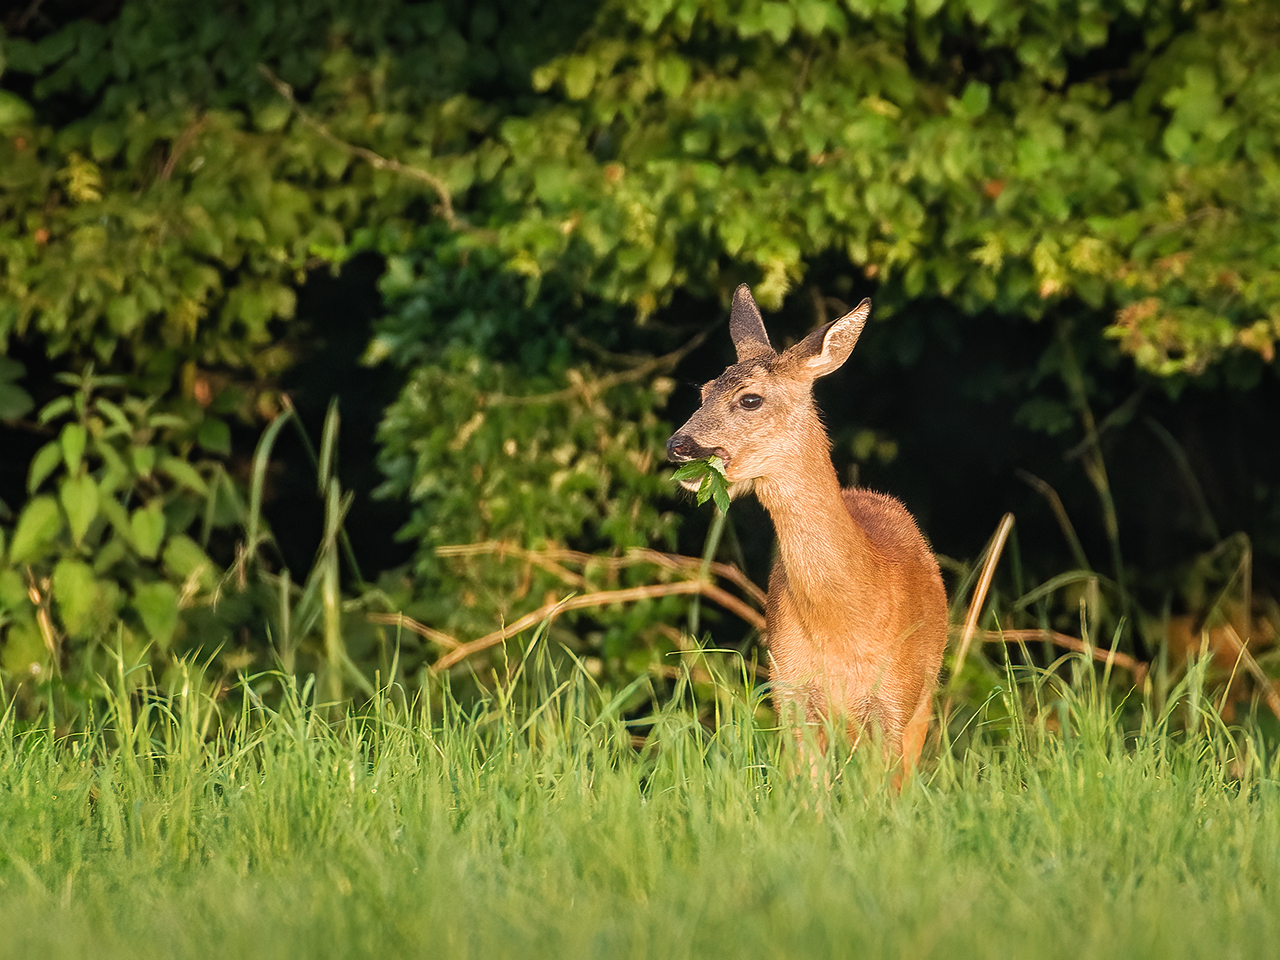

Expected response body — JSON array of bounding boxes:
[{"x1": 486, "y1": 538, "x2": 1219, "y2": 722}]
[
  {"x1": 130, "y1": 502, "x2": 167, "y2": 560},
  {"x1": 0, "y1": 382, "x2": 34, "y2": 421},
  {"x1": 27, "y1": 441, "x2": 63, "y2": 494},
  {"x1": 53, "y1": 558, "x2": 107, "y2": 639},
  {"x1": 158, "y1": 456, "x2": 208, "y2": 494},
  {"x1": 163, "y1": 535, "x2": 216, "y2": 589},
  {"x1": 671, "y1": 456, "x2": 731, "y2": 512},
  {"x1": 9, "y1": 495, "x2": 64, "y2": 563},
  {"x1": 0, "y1": 90, "x2": 34, "y2": 131},
  {"x1": 61, "y1": 422, "x2": 87, "y2": 474},
  {"x1": 37, "y1": 396, "x2": 73, "y2": 425},
  {"x1": 133, "y1": 581, "x2": 179, "y2": 649},
  {"x1": 1, "y1": 623, "x2": 49, "y2": 679},
  {"x1": 60, "y1": 473, "x2": 99, "y2": 544},
  {"x1": 132, "y1": 445, "x2": 157, "y2": 477},
  {"x1": 197, "y1": 417, "x2": 232, "y2": 456}
]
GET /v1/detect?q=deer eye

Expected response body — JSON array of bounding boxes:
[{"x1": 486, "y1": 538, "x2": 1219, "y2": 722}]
[{"x1": 738, "y1": 393, "x2": 763, "y2": 410}]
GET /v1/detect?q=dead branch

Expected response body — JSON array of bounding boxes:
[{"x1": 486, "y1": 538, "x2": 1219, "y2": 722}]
[
  {"x1": 367, "y1": 612, "x2": 462, "y2": 650},
  {"x1": 434, "y1": 541, "x2": 768, "y2": 609},
  {"x1": 985, "y1": 628, "x2": 1149, "y2": 685},
  {"x1": 954, "y1": 512, "x2": 1014, "y2": 671},
  {"x1": 1217, "y1": 623, "x2": 1280, "y2": 723},
  {"x1": 431, "y1": 579, "x2": 766, "y2": 673}
]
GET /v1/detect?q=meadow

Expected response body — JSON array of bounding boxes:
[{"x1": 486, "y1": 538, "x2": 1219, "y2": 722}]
[{"x1": 1, "y1": 643, "x2": 1276, "y2": 960}]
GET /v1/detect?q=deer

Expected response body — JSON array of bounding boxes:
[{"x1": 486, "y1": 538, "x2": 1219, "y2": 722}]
[{"x1": 666, "y1": 284, "x2": 948, "y2": 784}]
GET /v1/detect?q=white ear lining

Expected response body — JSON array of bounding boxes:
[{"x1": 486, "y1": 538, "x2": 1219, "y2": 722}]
[{"x1": 799, "y1": 300, "x2": 871, "y2": 378}]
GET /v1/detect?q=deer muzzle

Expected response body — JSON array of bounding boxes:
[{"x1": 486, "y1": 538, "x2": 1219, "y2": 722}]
[{"x1": 665, "y1": 434, "x2": 725, "y2": 463}]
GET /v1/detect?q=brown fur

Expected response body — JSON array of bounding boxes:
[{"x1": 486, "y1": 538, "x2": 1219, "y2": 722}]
[{"x1": 667, "y1": 286, "x2": 948, "y2": 783}]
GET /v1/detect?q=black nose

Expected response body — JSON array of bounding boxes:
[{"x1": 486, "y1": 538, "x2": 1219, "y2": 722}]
[{"x1": 666, "y1": 434, "x2": 699, "y2": 462}]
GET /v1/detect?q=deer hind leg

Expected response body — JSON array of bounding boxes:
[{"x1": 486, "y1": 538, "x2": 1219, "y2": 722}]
[{"x1": 893, "y1": 690, "x2": 934, "y2": 789}]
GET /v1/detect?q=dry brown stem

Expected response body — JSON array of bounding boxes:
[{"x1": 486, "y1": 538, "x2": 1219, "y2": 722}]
[
  {"x1": 367, "y1": 612, "x2": 462, "y2": 650},
  {"x1": 985, "y1": 628, "x2": 1149, "y2": 685},
  {"x1": 434, "y1": 541, "x2": 768, "y2": 608},
  {"x1": 954, "y1": 512, "x2": 1014, "y2": 671},
  {"x1": 367, "y1": 542, "x2": 768, "y2": 672},
  {"x1": 1216, "y1": 623, "x2": 1280, "y2": 722},
  {"x1": 431, "y1": 579, "x2": 765, "y2": 673}
]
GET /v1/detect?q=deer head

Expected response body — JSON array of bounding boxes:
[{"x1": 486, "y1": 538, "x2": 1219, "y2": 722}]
[{"x1": 666, "y1": 284, "x2": 871, "y2": 490}]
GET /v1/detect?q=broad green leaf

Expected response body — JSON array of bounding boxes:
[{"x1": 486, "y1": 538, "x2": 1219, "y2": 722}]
[
  {"x1": 197, "y1": 417, "x2": 232, "y2": 456},
  {"x1": 671, "y1": 456, "x2": 731, "y2": 513},
  {"x1": 60, "y1": 422, "x2": 86, "y2": 474},
  {"x1": 0, "y1": 382, "x2": 33, "y2": 421},
  {"x1": 52, "y1": 558, "x2": 107, "y2": 639},
  {"x1": 89, "y1": 120, "x2": 125, "y2": 161},
  {"x1": 97, "y1": 496, "x2": 132, "y2": 541},
  {"x1": 163, "y1": 535, "x2": 216, "y2": 589},
  {"x1": 27, "y1": 441, "x2": 63, "y2": 494},
  {"x1": 96, "y1": 442, "x2": 130, "y2": 495},
  {"x1": 94, "y1": 397, "x2": 132, "y2": 434},
  {"x1": 0, "y1": 90, "x2": 34, "y2": 131},
  {"x1": 92, "y1": 535, "x2": 129, "y2": 574},
  {"x1": 132, "y1": 445, "x2": 157, "y2": 477},
  {"x1": 253, "y1": 99, "x2": 292, "y2": 132},
  {"x1": 0, "y1": 568, "x2": 28, "y2": 611},
  {"x1": 960, "y1": 81, "x2": 990, "y2": 118},
  {"x1": 561, "y1": 55, "x2": 596, "y2": 100},
  {"x1": 158, "y1": 456, "x2": 208, "y2": 494},
  {"x1": 9, "y1": 495, "x2": 63, "y2": 563},
  {"x1": 1, "y1": 623, "x2": 48, "y2": 678},
  {"x1": 130, "y1": 502, "x2": 166, "y2": 560},
  {"x1": 655, "y1": 56, "x2": 690, "y2": 98},
  {"x1": 37, "y1": 396, "x2": 73, "y2": 425},
  {"x1": 133, "y1": 581, "x2": 179, "y2": 649},
  {"x1": 758, "y1": 1, "x2": 795, "y2": 43},
  {"x1": 106, "y1": 294, "x2": 142, "y2": 334},
  {"x1": 59, "y1": 473, "x2": 99, "y2": 544}
]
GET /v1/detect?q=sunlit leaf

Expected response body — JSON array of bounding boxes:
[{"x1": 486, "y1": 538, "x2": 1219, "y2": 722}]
[
  {"x1": 60, "y1": 473, "x2": 99, "y2": 544},
  {"x1": 9, "y1": 495, "x2": 64, "y2": 563},
  {"x1": 163, "y1": 535, "x2": 216, "y2": 589},
  {"x1": 53, "y1": 558, "x2": 107, "y2": 639},
  {"x1": 27, "y1": 441, "x2": 63, "y2": 494},
  {"x1": 130, "y1": 502, "x2": 166, "y2": 560},
  {"x1": 61, "y1": 422, "x2": 87, "y2": 474},
  {"x1": 133, "y1": 581, "x2": 179, "y2": 648}
]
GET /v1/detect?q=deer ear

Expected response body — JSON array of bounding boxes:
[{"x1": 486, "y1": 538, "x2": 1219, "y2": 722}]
[
  {"x1": 789, "y1": 298, "x2": 871, "y2": 379},
  {"x1": 729, "y1": 284, "x2": 775, "y2": 361}
]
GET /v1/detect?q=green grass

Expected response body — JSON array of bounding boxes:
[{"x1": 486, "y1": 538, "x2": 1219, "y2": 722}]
[{"x1": 1, "y1": 650, "x2": 1277, "y2": 960}]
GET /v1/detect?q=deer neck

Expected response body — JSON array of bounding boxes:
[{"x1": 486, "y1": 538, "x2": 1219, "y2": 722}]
[{"x1": 753, "y1": 425, "x2": 871, "y2": 610}]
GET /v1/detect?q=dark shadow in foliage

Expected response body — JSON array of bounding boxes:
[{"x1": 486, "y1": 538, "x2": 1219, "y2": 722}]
[{"x1": 266, "y1": 252, "x2": 415, "y2": 581}]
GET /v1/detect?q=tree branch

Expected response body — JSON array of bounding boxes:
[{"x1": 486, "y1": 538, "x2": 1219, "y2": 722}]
[
  {"x1": 985, "y1": 628, "x2": 1148, "y2": 685},
  {"x1": 257, "y1": 64, "x2": 493, "y2": 239}
]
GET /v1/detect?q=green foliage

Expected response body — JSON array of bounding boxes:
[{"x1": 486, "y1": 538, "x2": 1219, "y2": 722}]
[
  {"x1": 0, "y1": 357, "x2": 33, "y2": 421},
  {"x1": 4, "y1": 0, "x2": 1280, "y2": 689},
  {"x1": 671, "y1": 455, "x2": 731, "y2": 513},
  {"x1": 0, "y1": 0, "x2": 594, "y2": 377},
  {"x1": 373, "y1": 248, "x2": 685, "y2": 664},
  {"x1": 0, "y1": 369, "x2": 237, "y2": 700},
  {"x1": 487, "y1": 0, "x2": 1280, "y2": 376},
  {"x1": 8, "y1": 0, "x2": 1277, "y2": 381}
]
